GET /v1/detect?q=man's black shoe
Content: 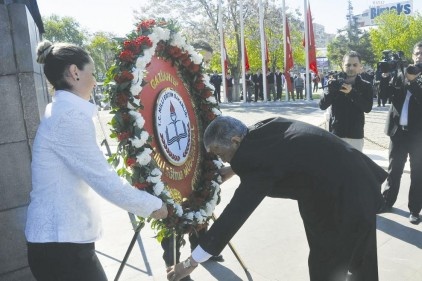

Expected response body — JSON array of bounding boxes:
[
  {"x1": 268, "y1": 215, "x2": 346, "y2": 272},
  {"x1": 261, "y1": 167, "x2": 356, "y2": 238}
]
[
  {"x1": 209, "y1": 254, "x2": 224, "y2": 262},
  {"x1": 409, "y1": 213, "x2": 420, "y2": 225}
]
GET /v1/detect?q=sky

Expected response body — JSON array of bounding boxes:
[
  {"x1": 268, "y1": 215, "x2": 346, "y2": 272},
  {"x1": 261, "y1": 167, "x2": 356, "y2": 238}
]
[{"x1": 36, "y1": 0, "x2": 422, "y2": 36}]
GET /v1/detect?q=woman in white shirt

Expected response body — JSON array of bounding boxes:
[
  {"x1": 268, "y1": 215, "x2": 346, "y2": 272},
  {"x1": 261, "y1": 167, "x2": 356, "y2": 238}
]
[{"x1": 25, "y1": 41, "x2": 168, "y2": 281}]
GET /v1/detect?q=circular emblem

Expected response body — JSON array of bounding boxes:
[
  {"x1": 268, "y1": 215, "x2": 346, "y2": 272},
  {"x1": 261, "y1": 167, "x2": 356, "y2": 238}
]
[{"x1": 155, "y1": 88, "x2": 191, "y2": 166}]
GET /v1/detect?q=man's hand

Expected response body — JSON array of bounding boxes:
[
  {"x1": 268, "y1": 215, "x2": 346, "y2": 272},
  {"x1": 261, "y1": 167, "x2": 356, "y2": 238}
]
[
  {"x1": 167, "y1": 256, "x2": 198, "y2": 281},
  {"x1": 150, "y1": 202, "x2": 168, "y2": 219},
  {"x1": 218, "y1": 166, "x2": 235, "y2": 183},
  {"x1": 340, "y1": 83, "x2": 352, "y2": 94}
]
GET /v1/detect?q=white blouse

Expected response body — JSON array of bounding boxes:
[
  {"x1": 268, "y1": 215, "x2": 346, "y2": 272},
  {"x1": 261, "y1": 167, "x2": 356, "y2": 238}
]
[{"x1": 25, "y1": 90, "x2": 162, "y2": 243}]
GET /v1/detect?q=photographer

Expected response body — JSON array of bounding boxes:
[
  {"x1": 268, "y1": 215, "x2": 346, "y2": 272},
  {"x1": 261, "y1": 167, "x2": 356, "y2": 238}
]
[
  {"x1": 319, "y1": 51, "x2": 373, "y2": 151},
  {"x1": 381, "y1": 42, "x2": 422, "y2": 224}
]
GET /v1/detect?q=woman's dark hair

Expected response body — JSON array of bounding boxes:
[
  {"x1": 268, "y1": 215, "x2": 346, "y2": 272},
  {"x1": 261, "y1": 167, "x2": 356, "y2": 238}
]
[{"x1": 36, "y1": 40, "x2": 91, "y2": 90}]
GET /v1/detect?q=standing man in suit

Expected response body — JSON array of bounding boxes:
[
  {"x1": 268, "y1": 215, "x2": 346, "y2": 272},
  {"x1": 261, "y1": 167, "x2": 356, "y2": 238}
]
[
  {"x1": 210, "y1": 71, "x2": 222, "y2": 103},
  {"x1": 167, "y1": 116, "x2": 387, "y2": 281},
  {"x1": 381, "y1": 41, "x2": 422, "y2": 224},
  {"x1": 275, "y1": 68, "x2": 284, "y2": 101}
]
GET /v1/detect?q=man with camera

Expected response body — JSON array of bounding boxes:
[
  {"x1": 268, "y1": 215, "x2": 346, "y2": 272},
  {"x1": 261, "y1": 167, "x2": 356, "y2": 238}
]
[
  {"x1": 381, "y1": 42, "x2": 422, "y2": 224},
  {"x1": 319, "y1": 51, "x2": 373, "y2": 151}
]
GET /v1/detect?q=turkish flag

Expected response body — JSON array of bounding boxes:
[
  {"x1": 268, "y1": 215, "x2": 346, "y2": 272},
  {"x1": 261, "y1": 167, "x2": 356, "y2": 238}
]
[
  {"x1": 244, "y1": 44, "x2": 250, "y2": 72},
  {"x1": 285, "y1": 17, "x2": 294, "y2": 71},
  {"x1": 303, "y1": 2, "x2": 318, "y2": 75},
  {"x1": 223, "y1": 36, "x2": 230, "y2": 75}
]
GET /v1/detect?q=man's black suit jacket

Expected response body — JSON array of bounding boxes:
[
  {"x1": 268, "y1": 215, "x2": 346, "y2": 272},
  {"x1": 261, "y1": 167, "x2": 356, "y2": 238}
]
[
  {"x1": 385, "y1": 73, "x2": 422, "y2": 136},
  {"x1": 200, "y1": 118, "x2": 387, "y2": 274}
]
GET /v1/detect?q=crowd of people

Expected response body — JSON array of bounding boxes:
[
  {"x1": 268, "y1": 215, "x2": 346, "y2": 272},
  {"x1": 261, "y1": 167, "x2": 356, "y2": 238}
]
[{"x1": 209, "y1": 68, "x2": 325, "y2": 103}]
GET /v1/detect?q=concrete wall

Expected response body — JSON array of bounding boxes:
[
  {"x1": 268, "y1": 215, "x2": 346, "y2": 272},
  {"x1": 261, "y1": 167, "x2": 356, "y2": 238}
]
[{"x1": 0, "y1": 3, "x2": 49, "y2": 280}]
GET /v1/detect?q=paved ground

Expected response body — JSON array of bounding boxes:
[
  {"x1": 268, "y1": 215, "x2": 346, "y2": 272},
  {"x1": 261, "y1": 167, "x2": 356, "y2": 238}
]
[{"x1": 93, "y1": 97, "x2": 421, "y2": 281}]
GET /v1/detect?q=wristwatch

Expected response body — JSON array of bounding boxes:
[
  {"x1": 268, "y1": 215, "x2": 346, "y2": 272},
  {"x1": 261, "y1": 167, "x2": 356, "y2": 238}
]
[{"x1": 182, "y1": 257, "x2": 198, "y2": 269}]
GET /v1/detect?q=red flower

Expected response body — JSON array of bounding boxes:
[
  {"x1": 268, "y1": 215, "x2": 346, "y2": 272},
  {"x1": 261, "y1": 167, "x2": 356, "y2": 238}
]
[
  {"x1": 126, "y1": 157, "x2": 136, "y2": 167},
  {"x1": 189, "y1": 64, "x2": 200, "y2": 73},
  {"x1": 202, "y1": 90, "x2": 212, "y2": 98},
  {"x1": 206, "y1": 111, "x2": 216, "y2": 121},
  {"x1": 135, "y1": 36, "x2": 152, "y2": 48},
  {"x1": 155, "y1": 42, "x2": 165, "y2": 53},
  {"x1": 182, "y1": 58, "x2": 192, "y2": 67},
  {"x1": 116, "y1": 93, "x2": 129, "y2": 107},
  {"x1": 134, "y1": 182, "x2": 148, "y2": 190},
  {"x1": 114, "y1": 71, "x2": 134, "y2": 83},
  {"x1": 119, "y1": 50, "x2": 135, "y2": 62},
  {"x1": 117, "y1": 131, "x2": 132, "y2": 141},
  {"x1": 137, "y1": 19, "x2": 156, "y2": 32},
  {"x1": 195, "y1": 81, "x2": 205, "y2": 90},
  {"x1": 168, "y1": 46, "x2": 182, "y2": 58}
]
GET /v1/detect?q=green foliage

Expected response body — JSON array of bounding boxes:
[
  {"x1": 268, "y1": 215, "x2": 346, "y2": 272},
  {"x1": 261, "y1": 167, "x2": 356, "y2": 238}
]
[
  {"x1": 370, "y1": 11, "x2": 422, "y2": 63},
  {"x1": 326, "y1": 24, "x2": 374, "y2": 70},
  {"x1": 86, "y1": 32, "x2": 119, "y2": 81},
  {"x1": 42, "y1": 14, "x2": 87, "y2": 46}
]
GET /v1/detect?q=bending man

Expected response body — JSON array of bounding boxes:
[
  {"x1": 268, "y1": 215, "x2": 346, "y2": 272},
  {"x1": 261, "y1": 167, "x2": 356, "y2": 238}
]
[{"x1": 167, "y1": 116, "x2": 387, "y2": 281}]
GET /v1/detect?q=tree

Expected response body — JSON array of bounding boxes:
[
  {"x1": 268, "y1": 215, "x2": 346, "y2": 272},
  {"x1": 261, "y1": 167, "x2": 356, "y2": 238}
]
[
  {"x1": 42, "y1": 14, "x2": 87, "y2": 46},
  {"x1": 87, "y1": 32, "x2": 118, "y2": 81},
  {"x1": 370, "y1": 11, "x2": 422, "y2": 63}
]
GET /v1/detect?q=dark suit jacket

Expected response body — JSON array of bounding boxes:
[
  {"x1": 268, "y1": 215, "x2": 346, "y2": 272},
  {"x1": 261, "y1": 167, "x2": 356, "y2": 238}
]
[
  {"x1": 200, "y1": 118, "x2": 386, "y2": 277},
  {"x1": 385, "y1": 73, "x2": 422, "y2": 136}
]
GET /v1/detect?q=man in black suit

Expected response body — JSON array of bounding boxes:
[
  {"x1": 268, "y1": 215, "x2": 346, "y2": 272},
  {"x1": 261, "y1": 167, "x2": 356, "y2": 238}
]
[
  {"x1": 210, "y1": 71, "x2": 222, "y2": 103},
  {"x1": 381, "y1": 41, "x2": 422, "y2": 224},
  {"x1": 167, "y1": 116, "x2": 387, "y2": 281}
]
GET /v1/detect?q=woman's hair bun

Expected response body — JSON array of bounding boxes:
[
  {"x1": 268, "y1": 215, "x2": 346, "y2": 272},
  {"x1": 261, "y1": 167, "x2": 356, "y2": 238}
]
[{"x1": 36, "y1": 40, "x2": 54, "y2": 64}]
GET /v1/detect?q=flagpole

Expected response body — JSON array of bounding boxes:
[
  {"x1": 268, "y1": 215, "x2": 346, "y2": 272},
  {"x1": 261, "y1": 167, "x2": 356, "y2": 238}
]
[
  {"x1": 259, "y1": 0, "x2": 267, "y2": 102},
  {"x1": 282, "y1": 0, "x2": 288, "y2": 101},
  {"x1": 304, "y1": 0, "x2": 311, "y2": 100},
  {"x1": 240, "y1": 0, "x2": 247, "y2": 103},
  {"x1": 218, "y1": 0, "x2": 227, "y2": 103}
]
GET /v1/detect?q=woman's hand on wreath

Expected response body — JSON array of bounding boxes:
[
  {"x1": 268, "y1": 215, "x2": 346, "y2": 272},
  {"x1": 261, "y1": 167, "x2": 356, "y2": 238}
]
[{"x1": 150, "y1": 202, "x2": 168, "y2": 219}]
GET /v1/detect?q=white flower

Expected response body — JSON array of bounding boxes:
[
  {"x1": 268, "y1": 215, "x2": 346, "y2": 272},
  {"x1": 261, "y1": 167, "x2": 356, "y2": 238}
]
[
  {"x1": 216, "y1": 174, "x2": 222, "y2": 184},
  {"x1": 213, "y1": 160, "x2": 223, "y2": 169},
  {"x1": 167, "y1": 199, "x2": 175, "y2": 205},
  {"x1": 212, "y1": 108, "x2": 222, "y2": 116},
  {"x1": 136, "y1": 148, "x2": 152, "y2": 165},
  {"x1": 152, "y1": 26, "x2": 170, "y2": 41},
  {"x1": 151, "y1": 168, "x2": 162, "y2": 177},
  {"x1": 184, "y1": 212, "x2": 194, "y2": 221},
  {"x1": 153, "y1": 181, "x2": 164, "y2": 195},
  {"x1": 175, "y1": 204, "x2": 183, "y2": 216},
  {"x1": 206, "y1": 96, "x2": 217, "y2": 104},
  {"x1": 148, "y1": 175, "x2": 161, "y2": 184},
  {"x1": 194, "y1": 211, "x2": 204, "y2": 223},
  {"x1": 130, "y1": 131, "x2": 149, "y2": 148},
  {"x1": 200, "y1": 209, "x2": 207, "y2": 217},
  {"x1": 129, "y1": 111, "x2": 145, "y2": 129},
  {"x1": 204, "y1": 202, "x2": 214, "y2": 216}
]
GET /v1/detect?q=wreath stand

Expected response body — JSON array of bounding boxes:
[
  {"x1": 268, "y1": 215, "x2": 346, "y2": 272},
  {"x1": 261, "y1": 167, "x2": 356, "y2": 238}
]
[{"x1": 92, "y1": 97, "x2": 252, "y2": 281}]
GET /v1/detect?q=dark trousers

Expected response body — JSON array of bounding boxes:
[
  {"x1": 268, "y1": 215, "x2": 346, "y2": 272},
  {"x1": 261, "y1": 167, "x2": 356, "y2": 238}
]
[
  {"x1": 214, "y1": 86, "x2": 221, "y2": 103},
  {"x1": 27, "y1": 242, "x2": 107, "y2": 281},
  {"x1": 299, "y1": 190, "x2": 378, "y2": 281},
  {"x1": 383, "y1": 129, "x2": 422, "y2": 214},
  {"x1": 161, "y1": 229, "x2": 205, "y2": 267}
]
